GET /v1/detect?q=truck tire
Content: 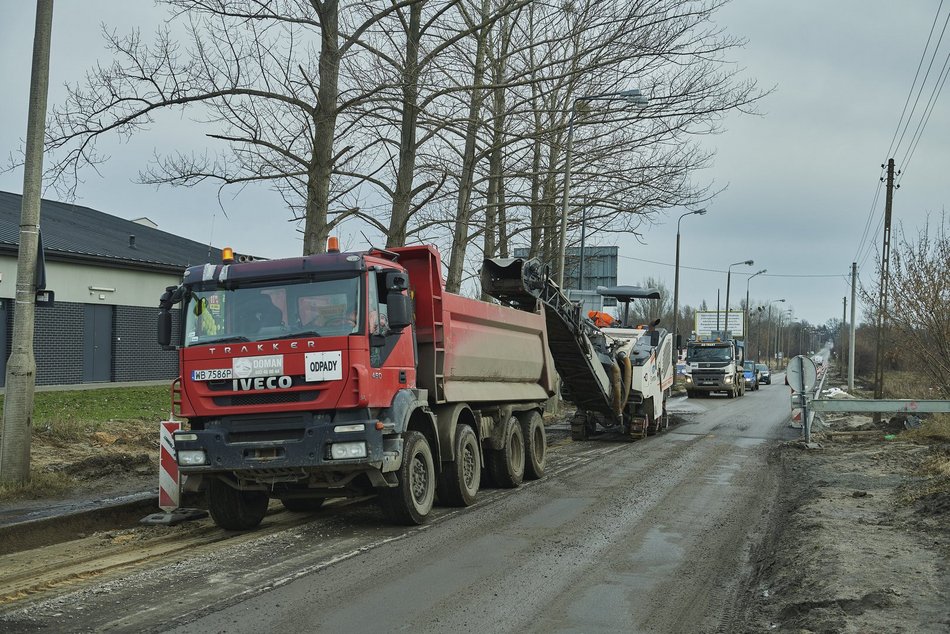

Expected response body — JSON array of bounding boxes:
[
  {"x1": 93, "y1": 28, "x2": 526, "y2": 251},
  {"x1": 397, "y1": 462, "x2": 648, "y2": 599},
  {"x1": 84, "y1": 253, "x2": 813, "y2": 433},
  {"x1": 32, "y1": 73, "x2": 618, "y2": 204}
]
[
  {"x1": 279, "y1": 496, "x2": 326, "y2": 512},
  {"x1": 207, "y1": 478, "x2": 269, "y2": 531},
  {"x1": 487, "y1": 416, "x2": 525, "y2": 488},
  {"x1": 436, "y1": 424, "x2": 480, "y2": 507},
  {"x1": 519, "y1": 411, "x2": 546, "y2": 480},
  {"x1": 379, "y1": 430, "x2": 435, "y2": 525}
]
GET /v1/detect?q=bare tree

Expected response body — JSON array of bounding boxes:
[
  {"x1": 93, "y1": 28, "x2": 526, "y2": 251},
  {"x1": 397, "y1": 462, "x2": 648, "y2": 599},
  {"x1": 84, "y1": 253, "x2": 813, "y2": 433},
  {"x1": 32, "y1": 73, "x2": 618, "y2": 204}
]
[
  {"x1": 36, "y1": 0, "x2": 761, "y2": 284},
  {"x1": 861, "y1": 215, "x2": 950, "y2": 398},
  {"x1": 41, "y1": 0, "x2": 421, "y2": 255}
]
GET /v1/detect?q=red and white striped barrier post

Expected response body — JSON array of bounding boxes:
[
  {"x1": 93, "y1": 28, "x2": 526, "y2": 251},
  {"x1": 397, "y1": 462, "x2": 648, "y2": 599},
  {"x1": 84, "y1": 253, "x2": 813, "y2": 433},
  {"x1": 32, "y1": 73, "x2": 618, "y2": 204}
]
[
  {"x1": 141, "y1": 420, "x2": 208, "y2": 525},
  {"x1": 159, "y1": 420, "x2": 182, "y2": 512}
]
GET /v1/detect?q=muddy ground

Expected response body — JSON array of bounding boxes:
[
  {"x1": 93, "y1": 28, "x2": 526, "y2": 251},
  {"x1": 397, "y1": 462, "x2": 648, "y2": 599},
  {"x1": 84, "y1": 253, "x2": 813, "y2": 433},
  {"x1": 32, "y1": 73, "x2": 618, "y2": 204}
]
[
  {"x1": 735, "y1": 387, "x2": 950, "y2": 632},
  {"x1": 2, "y1": 422, "x2": 159, "y2": 520},
  {"x1": 5, "y1": 390, "x2": 950, "y2": 632}
]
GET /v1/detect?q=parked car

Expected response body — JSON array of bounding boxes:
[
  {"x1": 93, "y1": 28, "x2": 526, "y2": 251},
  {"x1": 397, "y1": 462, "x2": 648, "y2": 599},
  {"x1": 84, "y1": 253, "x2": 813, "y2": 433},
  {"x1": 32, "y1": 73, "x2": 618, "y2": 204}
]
[
  {"x1": 756, "y1": 363, "x2": 771, "y2": 385},
  {"x1": 742, "y1": 360, "x2": 760, "y2": 391}
]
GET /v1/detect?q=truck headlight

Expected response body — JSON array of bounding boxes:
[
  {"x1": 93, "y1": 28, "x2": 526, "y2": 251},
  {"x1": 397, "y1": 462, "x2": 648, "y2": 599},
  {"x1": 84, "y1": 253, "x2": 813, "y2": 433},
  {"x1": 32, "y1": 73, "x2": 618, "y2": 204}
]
[
  {"x1": 685, "y1": 375, "x2": 692, "y2": 383},
  {"x1": 330, "y1": 442, "x2": 367, "y2": 459},
  {"x1": 725, "y1": 376, "x2": 733, "y2": 384},
  {"x1": 178, "y1": 449, "x2": 207, "y2": 466}
]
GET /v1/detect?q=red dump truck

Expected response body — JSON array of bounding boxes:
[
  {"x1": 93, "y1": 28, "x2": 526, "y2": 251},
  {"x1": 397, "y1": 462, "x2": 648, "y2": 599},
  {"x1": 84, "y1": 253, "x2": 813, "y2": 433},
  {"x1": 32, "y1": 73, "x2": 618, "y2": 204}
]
[{"x1": 158, "y1": 244, "x2": 556, "y2": 529}]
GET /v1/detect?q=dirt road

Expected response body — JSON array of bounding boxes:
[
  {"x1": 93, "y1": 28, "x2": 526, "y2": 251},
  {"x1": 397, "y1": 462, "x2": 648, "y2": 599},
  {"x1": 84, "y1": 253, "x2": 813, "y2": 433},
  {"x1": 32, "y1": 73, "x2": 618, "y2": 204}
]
[{"x1": 0, "y1": 382, "x2": 797, "y2": 633}]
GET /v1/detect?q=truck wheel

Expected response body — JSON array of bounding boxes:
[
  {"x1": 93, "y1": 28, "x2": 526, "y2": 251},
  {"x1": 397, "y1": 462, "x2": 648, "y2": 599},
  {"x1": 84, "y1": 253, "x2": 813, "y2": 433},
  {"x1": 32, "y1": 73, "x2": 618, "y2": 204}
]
[
  {"x1": 520, "y1": 411, "x2": 546, "y2": 480},
  {"x1": 436, "y1": 424, "x2": 480, "y2": 507},
  {"x1": 379, "y1": 430, "x2": 435, "y2": 525},
  {"x1": 207, "y1": 478, "x2": 269, "y2": 531},
  {"x1": 487, "y1": 416, "x2": 525, "y2": 488},
  {"x1": 279, "y1": 496, "x2": 326, "y2": 512}
]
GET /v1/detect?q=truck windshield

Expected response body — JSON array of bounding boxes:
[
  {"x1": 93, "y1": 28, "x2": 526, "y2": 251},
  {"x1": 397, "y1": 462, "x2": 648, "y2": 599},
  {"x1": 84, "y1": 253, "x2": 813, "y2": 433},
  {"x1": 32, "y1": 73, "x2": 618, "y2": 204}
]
[
  {"x1": 183, "y1": 276, "x2": 362, "y2": 347},
  {"x1": 686, "y1": 346, "x2": 732, "y2": 363}
]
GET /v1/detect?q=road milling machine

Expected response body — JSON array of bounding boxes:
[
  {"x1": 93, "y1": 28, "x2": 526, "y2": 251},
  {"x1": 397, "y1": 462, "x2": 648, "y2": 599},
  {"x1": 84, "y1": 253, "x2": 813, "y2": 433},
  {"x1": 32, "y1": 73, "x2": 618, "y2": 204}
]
[{"x1": 482, "y1": 258, "x2": 674, "y2": 440}]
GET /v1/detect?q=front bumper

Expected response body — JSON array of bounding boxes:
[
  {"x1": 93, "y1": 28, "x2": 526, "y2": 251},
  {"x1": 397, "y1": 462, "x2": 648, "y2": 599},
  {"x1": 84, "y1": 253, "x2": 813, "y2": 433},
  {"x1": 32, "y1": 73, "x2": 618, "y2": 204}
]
[
  {"x1": 174, "y1": 411, "x2": 393, "y2": 475},
  {"x1": 685, "y1": 373, "x2": 734, "y2": 391}
]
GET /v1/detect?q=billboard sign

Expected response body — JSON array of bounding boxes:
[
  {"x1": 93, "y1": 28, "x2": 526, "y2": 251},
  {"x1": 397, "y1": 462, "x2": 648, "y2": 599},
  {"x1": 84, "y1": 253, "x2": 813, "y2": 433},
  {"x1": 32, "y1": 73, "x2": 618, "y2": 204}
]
[{"x1": 695, "y1": 311, "x2": 745, "y2": 337}]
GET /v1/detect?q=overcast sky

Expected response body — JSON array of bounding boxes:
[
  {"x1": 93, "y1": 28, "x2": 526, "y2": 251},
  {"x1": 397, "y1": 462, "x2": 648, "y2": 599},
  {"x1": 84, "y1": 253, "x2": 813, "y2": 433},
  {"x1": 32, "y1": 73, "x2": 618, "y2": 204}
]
[{"x1": 1, "y1": 1, "x2": 947, "y2": 327}]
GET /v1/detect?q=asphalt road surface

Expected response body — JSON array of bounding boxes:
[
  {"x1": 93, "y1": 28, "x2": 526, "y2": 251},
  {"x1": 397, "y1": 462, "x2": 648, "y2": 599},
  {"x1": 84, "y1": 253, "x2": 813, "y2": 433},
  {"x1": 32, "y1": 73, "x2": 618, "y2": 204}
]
[{"x1": 3, "y1": 379, "x2": 797, "y2": 633}]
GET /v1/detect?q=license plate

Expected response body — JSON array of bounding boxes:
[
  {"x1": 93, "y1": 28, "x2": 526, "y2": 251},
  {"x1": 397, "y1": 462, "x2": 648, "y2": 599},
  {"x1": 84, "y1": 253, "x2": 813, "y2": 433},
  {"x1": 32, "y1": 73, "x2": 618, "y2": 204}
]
[{"x1": 192, "y1": 368, "x2": 233, "y2": 381}]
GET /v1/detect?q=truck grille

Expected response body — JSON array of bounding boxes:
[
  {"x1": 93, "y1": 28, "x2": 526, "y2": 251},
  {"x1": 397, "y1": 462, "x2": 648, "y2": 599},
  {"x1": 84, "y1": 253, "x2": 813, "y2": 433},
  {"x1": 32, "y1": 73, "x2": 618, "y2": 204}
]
[{"x1": 213, "y1": 391, "x2": 319, "y2": 407}]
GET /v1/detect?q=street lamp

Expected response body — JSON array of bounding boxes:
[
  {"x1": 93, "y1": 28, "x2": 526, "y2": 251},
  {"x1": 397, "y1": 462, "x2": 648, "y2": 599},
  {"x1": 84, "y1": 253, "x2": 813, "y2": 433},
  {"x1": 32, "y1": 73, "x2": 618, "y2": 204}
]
[
  {"x1": 765, "y1": 299, "x2": 785, "y2": 368},
  {"x1": 672, "y1": 208, "x2": 707, "y2": 369},
  {"x1": 745, "y1": 269, "x2": 766, "y2": 355},
  {"x1": 557, "y1": 88, "x2": 650, "y2": 288},
  {"x1": 720, "y1": 259, "x2": 753, "y2": 334}
]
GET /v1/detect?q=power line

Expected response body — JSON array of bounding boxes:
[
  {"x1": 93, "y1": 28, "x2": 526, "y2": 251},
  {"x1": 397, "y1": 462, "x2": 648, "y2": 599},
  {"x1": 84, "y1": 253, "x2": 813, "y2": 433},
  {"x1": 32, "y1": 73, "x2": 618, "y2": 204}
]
[
  {"x1": 851, "y1": 173, "x2": 884, "y2": 264},
  {"x1": 898, "y1": 50, "x2": 950, "y2": 179},
  {"x1": 616, "y1": 254, "x2": 843, "y2": 277},
  {"x1": 857, "y1": 211, "x2": 885, "y2": 272},
  {"x1": 893, "y1": 5, "x2": 950, "y2": 157},
  {"x1": 886, "y1": 0, "x2": 945, "y2": 158}
]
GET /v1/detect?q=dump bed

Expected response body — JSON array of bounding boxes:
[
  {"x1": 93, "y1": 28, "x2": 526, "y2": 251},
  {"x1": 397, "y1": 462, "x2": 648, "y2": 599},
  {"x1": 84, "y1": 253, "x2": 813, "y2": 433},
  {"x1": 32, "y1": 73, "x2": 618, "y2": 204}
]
[{"x1": 393, "y1": 245, "x2": 556, "y2": 405}]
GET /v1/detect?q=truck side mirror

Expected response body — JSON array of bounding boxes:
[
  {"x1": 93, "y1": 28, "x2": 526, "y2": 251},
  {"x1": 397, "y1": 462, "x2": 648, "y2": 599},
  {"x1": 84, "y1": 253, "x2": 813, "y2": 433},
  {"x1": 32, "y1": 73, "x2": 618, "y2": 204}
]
[
  {"x1": 157, "y1": 285, "x2": 183, "y2": 349},
  {"x1": 158, "y1": 309, "x2": 173, "y2": 348},
  {"x1": 387, "y1": 292, "x2": 412, "y2": 331},
  {"x1": 385, "y1": 271, "x2": 409, "y2": 292}
]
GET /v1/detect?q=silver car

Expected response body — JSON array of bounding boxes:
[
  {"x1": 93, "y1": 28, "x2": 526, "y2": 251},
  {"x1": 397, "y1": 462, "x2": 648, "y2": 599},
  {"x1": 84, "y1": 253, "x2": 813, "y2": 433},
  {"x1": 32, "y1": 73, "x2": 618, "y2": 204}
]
[{"x1": 756, "y1": 363, "x2": 771, "y2": 385}]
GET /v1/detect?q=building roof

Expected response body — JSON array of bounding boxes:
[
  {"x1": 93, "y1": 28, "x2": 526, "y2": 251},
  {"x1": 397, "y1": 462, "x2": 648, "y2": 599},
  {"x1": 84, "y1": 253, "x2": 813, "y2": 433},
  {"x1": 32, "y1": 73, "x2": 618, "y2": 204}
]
[{"x1": 0, "y1": 191, "x2": 223, "y2": 273}]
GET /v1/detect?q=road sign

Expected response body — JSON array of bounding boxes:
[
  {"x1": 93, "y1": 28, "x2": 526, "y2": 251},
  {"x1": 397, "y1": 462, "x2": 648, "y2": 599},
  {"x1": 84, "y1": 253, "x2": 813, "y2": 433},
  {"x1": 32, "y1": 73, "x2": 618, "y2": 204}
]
[{"x1": 787, "y1": 355, "x2": 817, "y2": 393}]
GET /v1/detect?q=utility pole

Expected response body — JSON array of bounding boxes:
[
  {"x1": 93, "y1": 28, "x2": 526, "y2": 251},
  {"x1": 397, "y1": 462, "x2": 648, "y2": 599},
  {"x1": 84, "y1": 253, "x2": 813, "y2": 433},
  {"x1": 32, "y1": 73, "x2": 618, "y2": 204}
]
[
  {"x1": 840, "y1": 296, "x2": 847, "y2": 375},
  {"x1": 848, "y1": 262, "x2": 857, "y2": 391},
  {"x1": 1, "y1": 0, "x2": 54, "y2": 484},
  {"x1": 873, "y1": 159, "x2": 897, "y2": 407}
]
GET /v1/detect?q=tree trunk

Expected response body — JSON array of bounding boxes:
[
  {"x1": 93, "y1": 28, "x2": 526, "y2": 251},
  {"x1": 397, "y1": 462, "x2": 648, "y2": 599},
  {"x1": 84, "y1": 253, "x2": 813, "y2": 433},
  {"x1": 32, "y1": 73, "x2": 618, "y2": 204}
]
[
  {"x1": 303, "y1": 0, "x2": 341, "y2": 256},
  {"x1": 445, "y1": 0, "x2": 491, "y2": 293},
  {"x1": 387, "y1": 1, "x2": 423, "y2": 248},
  {"x1": 484, "y1": 12, "x2": 511, "y2": 262}
]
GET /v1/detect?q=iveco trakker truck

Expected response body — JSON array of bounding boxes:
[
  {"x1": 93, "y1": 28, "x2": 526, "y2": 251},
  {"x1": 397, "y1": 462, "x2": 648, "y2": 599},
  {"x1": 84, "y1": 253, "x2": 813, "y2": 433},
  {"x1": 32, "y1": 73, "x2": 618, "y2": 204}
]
[{"x1": 158, "y1": 244, "x2": 556, "y2": 529}]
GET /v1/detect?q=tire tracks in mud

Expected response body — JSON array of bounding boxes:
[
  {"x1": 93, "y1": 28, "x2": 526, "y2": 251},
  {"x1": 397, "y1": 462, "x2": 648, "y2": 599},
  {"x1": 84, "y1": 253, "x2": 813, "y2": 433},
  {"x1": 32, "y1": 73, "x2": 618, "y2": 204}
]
[{"x1": 0, "y1": 436, "x2": 635, "y2": 618}]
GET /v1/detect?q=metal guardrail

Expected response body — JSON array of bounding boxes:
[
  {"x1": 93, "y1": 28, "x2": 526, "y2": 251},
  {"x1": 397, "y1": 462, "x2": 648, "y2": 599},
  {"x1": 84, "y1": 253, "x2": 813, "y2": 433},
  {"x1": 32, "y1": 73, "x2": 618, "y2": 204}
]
[{"x1": 809, "y1": 399, "x2": 950, "y2": 414}]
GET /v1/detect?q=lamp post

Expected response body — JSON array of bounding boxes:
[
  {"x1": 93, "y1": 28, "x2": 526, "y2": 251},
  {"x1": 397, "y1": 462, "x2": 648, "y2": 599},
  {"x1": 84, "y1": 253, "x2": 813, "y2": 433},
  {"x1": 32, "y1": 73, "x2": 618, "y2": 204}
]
[
  {"x1": 744, "y1": 269, "x2": 766, "y2": 357},
  {"x1": 765, "y1": 299, "x2": 785, "y2": 369},
  {"x1": 672, "y1": 208, "x2": 707, "y2": 367},
  {"x1": 557, "y1": 88, "x2": 649, "y2": 288},
  {"x1": 721, "y1": 259, "x2": 753, "y2": 335},
  {"x1": 782, "y1": 309, "x2": 794, "y2": 368}
]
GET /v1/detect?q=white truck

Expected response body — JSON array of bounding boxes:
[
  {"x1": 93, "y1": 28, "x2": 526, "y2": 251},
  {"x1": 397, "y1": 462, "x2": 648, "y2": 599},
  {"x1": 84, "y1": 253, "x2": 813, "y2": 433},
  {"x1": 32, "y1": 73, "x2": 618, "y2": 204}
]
[{"x1": 683, "y1": 336, "x2": 746, "y2": 398}]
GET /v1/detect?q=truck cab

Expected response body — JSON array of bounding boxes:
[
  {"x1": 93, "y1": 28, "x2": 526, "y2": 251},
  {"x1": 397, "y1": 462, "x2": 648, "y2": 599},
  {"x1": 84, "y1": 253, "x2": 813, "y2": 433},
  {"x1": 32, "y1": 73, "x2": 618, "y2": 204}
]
[
  {"x1": 683, "y1": 337, "x2": 745, "y2": 398},
  {"x1": 158, "y1": 248, "x2": 427, "y2": 528}
]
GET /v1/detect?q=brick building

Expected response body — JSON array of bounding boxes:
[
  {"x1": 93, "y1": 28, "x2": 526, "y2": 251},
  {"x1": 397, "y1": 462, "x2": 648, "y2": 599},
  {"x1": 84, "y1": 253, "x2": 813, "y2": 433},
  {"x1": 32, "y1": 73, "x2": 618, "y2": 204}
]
[{"x1": 0, "y1": 191, "x2": 225, "y2": 386}]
